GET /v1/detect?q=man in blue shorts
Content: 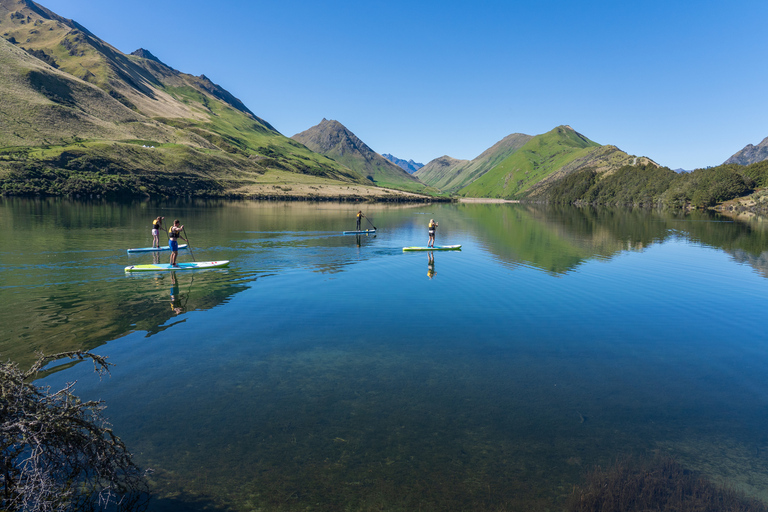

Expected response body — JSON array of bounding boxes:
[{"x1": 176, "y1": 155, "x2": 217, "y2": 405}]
[{"x1": 168, "y1": 219, "x2": 187, "y2": 267}]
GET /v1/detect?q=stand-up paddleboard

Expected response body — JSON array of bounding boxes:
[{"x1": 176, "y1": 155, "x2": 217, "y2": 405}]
[
  {"x1": 125, "y1": 261, "x2": 229, "y2": 272},
  {"x1": 127, "y1": 244, "x2": 188, "y2": 253},
  {"x1": 403, "y1": 245, "x2": 461, "y2": 252},
  {"x1": 343, "y1": 229, "x2": 376, "y2": 234}
]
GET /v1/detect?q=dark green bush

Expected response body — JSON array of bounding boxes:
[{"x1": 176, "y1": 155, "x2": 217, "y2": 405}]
[
  {"x1": 740, "y1": 160, "x2": 768, "y2": 188},
  {"x1": 546, "y1": 163, "x2": 759, "y2": 208}
]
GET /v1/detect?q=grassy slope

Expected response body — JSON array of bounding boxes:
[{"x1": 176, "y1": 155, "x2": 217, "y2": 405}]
[
  {"x1": 414, "y1": 156, "x2": 469, "y2": 190},
  {"x1": 324, "y1": 149, "x2": 431, "y2": 194},
  {"x1": 0, "y1": 39, "x2": 156, "y2": 145},
  {"x1": 0, "y1": 0, "x2": 382, "y2": 198},
  {"x1": 416, "y1": 133, "x2": 533, "y2": 193},
  {"x1": 459, "y1": 126, "x2": 601, "y2": 199},
  {"x1": 154, "y1": 86, "x2": 362, "y2": 183}
]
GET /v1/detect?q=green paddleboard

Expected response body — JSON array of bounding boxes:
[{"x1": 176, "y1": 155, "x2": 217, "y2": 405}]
[{"x1": 402, "y1": 245, "x2": 461, "y2": 251}]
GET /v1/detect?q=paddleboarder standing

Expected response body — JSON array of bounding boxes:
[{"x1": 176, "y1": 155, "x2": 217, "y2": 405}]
[
  {"x1": 428, "y1": 219, "x2": 438, "y2": 248},
  {"x1": 168, "y1": 220, "x2": 187, "y2": 267},
  {"x1": 356, "y1": 210, "x2": 364, "y2": 231},
  {"x1": 152, "y1": 216, "x2": 164, "y2": 248}
]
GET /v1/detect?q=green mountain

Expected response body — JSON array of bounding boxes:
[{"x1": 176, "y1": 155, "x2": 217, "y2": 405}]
[
  {"x1": 413, "y1": 155, "x2": 469, "y2": 188},
  {"x1": 415, "y1": 133, "x2": 532, "y2": 192},
  {"x1": 458, "y1": 126, "x2": 601, "y2": 199},
  {"x1": 0, "y1": 0, "x2": 372, "y2": 198},
  {"x1": 291, "y1": 119, "x2": 432, "y2": 194}
]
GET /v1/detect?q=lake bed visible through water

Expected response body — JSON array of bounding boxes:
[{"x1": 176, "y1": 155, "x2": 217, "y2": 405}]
[{"x1": 2, "y1": 198, "x2": 768, "y2": 511}]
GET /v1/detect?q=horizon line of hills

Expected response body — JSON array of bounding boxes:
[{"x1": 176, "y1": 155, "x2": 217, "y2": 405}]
[{"x1": 1, "y1": 0, "x2": 768, "y2": 207}]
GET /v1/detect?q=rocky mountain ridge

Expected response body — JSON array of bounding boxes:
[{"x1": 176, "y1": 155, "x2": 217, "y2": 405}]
[
  {"x1": 724, "y1": 136, "x2": 768, "y2": 166},
  {"x1": 291, "y1": 119, "x2": 429, "y2": 193},
  {"x1": 382, "y1": 154, "x2": 423, "y2": 174}
]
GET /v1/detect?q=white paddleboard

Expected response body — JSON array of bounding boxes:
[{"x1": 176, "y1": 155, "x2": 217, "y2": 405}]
[{"x1": 127, "y1": 244, "x2": 188, "y2": 253}]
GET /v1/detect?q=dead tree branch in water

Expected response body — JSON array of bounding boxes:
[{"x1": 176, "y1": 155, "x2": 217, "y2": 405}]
[{"x1": 1, "y1": 351, "x2": 149, "y2": 512}]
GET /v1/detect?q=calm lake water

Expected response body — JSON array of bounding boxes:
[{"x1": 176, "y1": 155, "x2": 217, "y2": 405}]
[{"x1": 2, "y1": 198, "x2": 768, "y2": 511}]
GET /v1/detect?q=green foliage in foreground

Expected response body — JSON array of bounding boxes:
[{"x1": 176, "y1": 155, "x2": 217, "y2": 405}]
[{"x1": 546, "y1": 162, "x2": 768, "y2": 208}]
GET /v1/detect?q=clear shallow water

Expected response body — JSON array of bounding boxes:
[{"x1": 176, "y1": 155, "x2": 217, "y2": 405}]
[{"x1": 3, "y1": 198, "x2": 768, "y2": 510}]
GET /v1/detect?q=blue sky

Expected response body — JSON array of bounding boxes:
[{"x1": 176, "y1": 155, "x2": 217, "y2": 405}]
[{"x1": 40, "y1": 0, "x2": 768, "y2": 169}]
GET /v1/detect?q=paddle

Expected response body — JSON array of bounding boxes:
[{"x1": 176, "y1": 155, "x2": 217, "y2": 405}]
[
  {"x1": 365, "y1": 215, "x2": 377, "y2": 231},
  {"x1": 182, "y1": 227, "x2": 196, "y2": 262}
]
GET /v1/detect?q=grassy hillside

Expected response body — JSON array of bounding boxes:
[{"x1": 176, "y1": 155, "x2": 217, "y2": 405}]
[
  {"x1": 0, "y1": 0, "x2": 385, "y2": 199},
  {"x1": 413, "y1": 156, "x2": 469, "y2": 190},
  {"x1": 458, "y1": 126, "x2": 601, "y2": 199},
  {"x1": 416, "y1": 133, "x2": 532, "y2": 192}
]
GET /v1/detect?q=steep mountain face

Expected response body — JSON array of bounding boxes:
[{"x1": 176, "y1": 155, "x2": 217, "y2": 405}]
[
  {"x1": 416, "y1": 133, "x2": 533, "y2": 192},
  {"x1": 0, "y1": 37, "x2": 153, "y2": 145},
  {"x1": 382, "y1": 154, "x2": 423, "y2": 174},
  {"x1": 724, "y1": 137, "x2": 768, "y2": 165},
  {"x1": 0, "y1": 0, "x2": 368, "y2": 198},
  {"x1": 459, "y1": 126, "x2": 602, "y2": 199},
  {"x1": 291, "y1": 119, "x2": 428, "y2": 193},
  {"x1": 0, "y1": 0, "x2": 248, "y2": 123}
]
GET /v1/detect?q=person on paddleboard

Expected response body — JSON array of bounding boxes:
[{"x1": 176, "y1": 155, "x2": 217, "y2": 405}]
[
  {"x1": 152, "y1": 216, "x2": 164, "y2": 248},
  {"x1": 428, "y1": 219, "x2": 438, "y2": 248},
  {"x1": 356, "y1": 210, "x2": 364, "y2": 231},
  {"x1": 168, "y1": 220, "x2": 187, "y2": 267}
]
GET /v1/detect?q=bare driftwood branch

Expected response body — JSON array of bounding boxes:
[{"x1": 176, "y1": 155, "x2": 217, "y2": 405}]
[{"x1": 1, "y1": 351, "x2": 149, "y2": 512}]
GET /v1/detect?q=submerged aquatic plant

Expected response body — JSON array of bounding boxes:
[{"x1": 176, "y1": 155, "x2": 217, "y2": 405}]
[{"x1": 567, "y1": 455, "x2": 768, "y2": 512}]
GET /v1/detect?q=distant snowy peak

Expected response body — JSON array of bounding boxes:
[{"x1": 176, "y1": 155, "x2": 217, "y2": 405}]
[{"x1": 382, "y1": 154, "x2": 424, "y2": 174}]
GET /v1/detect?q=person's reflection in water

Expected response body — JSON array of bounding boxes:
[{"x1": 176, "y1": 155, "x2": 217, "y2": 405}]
[
  {"x1": 169, "y1": 271, "x2": 184, "y2": 315},
  {"x1": 427, "y1": 251, "x2": 436, "y2": 279},
  {"x1": 152, "y1": 251, "x2": 160, "y2": 265}
]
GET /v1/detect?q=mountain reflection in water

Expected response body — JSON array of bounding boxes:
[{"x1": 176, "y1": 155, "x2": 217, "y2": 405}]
[{"x1": 2, "y1": 198, "x2": 768, "y2": 511}]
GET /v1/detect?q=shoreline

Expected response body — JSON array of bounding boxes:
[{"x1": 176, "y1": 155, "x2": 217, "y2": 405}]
[{"x1": 458, "y1": 197, "x2": 520, "y2": 204}]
